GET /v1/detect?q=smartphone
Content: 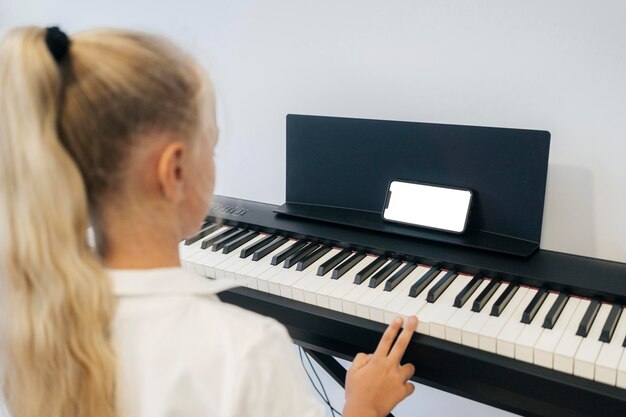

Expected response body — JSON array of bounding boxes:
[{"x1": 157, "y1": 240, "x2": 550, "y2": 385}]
[{"x1": 382, "y1": 180, "x2": 473, "y2": 234}]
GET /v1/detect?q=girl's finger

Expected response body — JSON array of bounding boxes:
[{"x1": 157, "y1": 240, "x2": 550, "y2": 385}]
[
  {"x1": 389, "y1": 316, "x2": 418, "y2": 361},
  {"x1": 400, "y1": 363, "x2": 415, "y2": 381},
  {"x1": 373, "y1": 316, "x2": 403, "y2": 357}
]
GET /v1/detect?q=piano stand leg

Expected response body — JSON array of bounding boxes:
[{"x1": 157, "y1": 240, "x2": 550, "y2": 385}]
[{"x1": 302, "y1": 348, "x2": 395, "y2": 417}]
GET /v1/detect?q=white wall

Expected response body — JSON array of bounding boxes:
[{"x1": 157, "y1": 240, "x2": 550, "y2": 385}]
[{"x1": 2, "y1": 1, "x2": 625, "y2": 416}]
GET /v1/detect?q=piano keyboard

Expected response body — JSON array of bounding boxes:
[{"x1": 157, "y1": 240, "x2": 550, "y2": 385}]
[{"x1": 180, "y1": 223, "x2": 626, "y2": 390}]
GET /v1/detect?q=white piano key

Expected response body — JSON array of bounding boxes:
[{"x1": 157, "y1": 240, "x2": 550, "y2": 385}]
[
  {"x1": 387, "y1": 270, "x2": 446, "y2": 325},
  {"x1": 595, "y1": 307, "x2": 626, "y2": 385},
  {"x1": 444, "y1": 279, "x2": 491, "y2": 344},
  {"x1": 427, "y1": 274, "x2": 473, "y2": 338},
  {"x1": 269, "y1": 249, "x2": 339, "y2": 298},
  {"x1": 514, "y1": 292, "x2": 559, "y2": 363},
  {"x1": 553, "y1": 298, "x2": 592, "y2": 374},
  {"x1": 367, "y1": 265, "x2": 430, "y2": 323},
  {"x1": 317, "y1": 256, "x2": 377, "y2": 310},
  {"x1": 341, "y1": 259, "x2": 392, "y2": 316},
  {"x1": 618, "y1": 337, "x2": 626, "y2": 389},
  {"x1": 181, "y1": 226, "x2": 231, "y2": 269},
  {"x1": 461, "y1": 282, "x2": 509, "y2": 348},
  {"x1": 573, "y1": 302, "x2": 612, "y2": 379},
  {"x1": 417, "y1": 274, "x2": 472, "y2": 336},
  {"x1": 213, "y1": 234, "x2": 271, "y2": 280},
  {"x1": 235, "y1": 239, "x2": 300, "y2": 289},
  {"x1": 533, "y1": 297, "x2": 581, "y2": 369},
  {"x1": 478, "y1": 286, "x2": 530, "y2": 353},
  {"x1": 495, "y1": 288, "x2": 539, "y2": 358}
]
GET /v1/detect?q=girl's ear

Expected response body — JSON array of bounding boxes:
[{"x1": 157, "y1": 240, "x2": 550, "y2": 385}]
[{"x1": 156, "y1": 141, "x2": 187, "y2": 203}]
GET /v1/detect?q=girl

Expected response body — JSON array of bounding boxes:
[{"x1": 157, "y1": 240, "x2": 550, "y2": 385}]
[{"x1": 0, "y1": 26, "x2": 418, "y2": 417}]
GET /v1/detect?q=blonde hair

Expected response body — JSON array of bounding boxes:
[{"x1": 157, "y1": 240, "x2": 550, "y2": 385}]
[{"x1": 0, "y1": 27, "x2": 209, "y2": 417}]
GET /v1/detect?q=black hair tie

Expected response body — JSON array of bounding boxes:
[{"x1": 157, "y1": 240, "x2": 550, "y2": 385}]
[{"x1": 45, "y1": 26, "x2": 70, "y2": 62}]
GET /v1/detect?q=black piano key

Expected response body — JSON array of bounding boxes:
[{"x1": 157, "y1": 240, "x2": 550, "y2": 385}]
[
  {"x1": 576, "y1": 300, "x2": 601, "y2": 337},
  {"x1": 369, "y1": 259, "x2": 402, "y2": 288},
  {"x1": 384, "y1": 262, "x2": 417, "y2": 292},
  {"x1": 599, "y1": 304, "x2": 623, "y2": 343},
  {"x1": 543, "y1": 293, "x2": 568, "y2": 329},
  {"x1": 490, "y1": 284, "x2": 519, "y2": 317},
  {"x1": 408, "y1": 266, "x2": 441, "y2": 298},
  {"x1": 297, "y1": 246, "x2": 331, "y2": 271},
  {"x1": 212, "y1": 228, "x2": 248, "y2": 252},
  {"x1": 331, "y1": 252, "x2": 366, "y2": 279},
  {"x1": 454, "y1": 275, "x2": 484, "y2": 308},
  {"x1": 472, "y1": 280, "x2": 501, "y2": 313},
  {"x1": 283, "y1": 243, "x2": 318, "y2": 269},
  {"x1": 240, "y1": 234, "x2": 277, "y2": 259},
  {"x1": 427, "y1": 271, "x2": 458, "y2": 303},
  {"x1": 354, "y1": 256, "x2": 387, "y2": 285},
  {"x1": 521, "y1": 288, "x2": 549, "y2": 324},
  {"x1": 200, "y1": 226, "x2": 237, "y2": 249},
  {"x1": 184, "y1": 223, "x2": 220, "y2": 245},
  {"x1": 270, "y1": 240, "x2": 307, "y2": 265},
  {"x1": 222, "y1": 230, "x2": 259, "y2": 254},
  {"x1": 252, "y1": 237, "x2": 289, "y2": 261},
  {"x1": 317, "y1": 250, "x2": 352, "y2": 276}
]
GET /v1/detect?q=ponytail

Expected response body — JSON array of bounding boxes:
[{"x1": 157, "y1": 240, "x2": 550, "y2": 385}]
[{"x1": 0, "y1": 27, "x2": 116, "y2": 417}]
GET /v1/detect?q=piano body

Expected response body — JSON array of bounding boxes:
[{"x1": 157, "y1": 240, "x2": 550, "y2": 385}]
[{"x1": 181, "y1": 115, "x2": 626, "y2": 417}]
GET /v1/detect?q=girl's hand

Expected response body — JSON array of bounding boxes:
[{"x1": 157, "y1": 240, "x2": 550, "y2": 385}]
[{"x1": 343, "y1": 315, "x2": 418, "y2": 417}]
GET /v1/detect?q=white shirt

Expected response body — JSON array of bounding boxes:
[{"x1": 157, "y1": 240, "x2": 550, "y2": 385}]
[{"x1": 110, "y1": 267, "x2": 325, "y2": 417}]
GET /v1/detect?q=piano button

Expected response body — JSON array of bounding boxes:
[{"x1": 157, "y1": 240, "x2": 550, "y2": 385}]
[
  {"x1": 494, "y1": 288, "x2": 539, "y2": 358},
  {"x1": 454, "y1": 275, "x2": 484, "y2": 308},
  {"x1": 427, "y1": 271, "x2": 459, "y2": 303},
  {"x1": 534, "y1": 297, "x2": 581, "y2": 369},
  {"x1": 490, "y1": 283, "x2": 520, "y2": 317},
  {"x1": 222, "y1": 230, "x2": 259, "y2": 254},
  {"x1": 471, "y1": 279, "x2": 501, "y2": 313},
  {"x1": 461, "y1": 282, "x2": 509, "y2": 348},
  {"x1": 543, "y1": 293, "x2": 569, "y2": 329},
  {"x1": 252, "y1": 236, "x2": 289, "y2": 261},
  {"x1": 553, "y1": 298, "x2": 592, "y2": 374},
  {"x1": 296, "y1": 245, "x2": 331, "y2": 271},
  {"x1": 200, "y1": 226, "x2": 238, "y2": 249},
  {"x1": 595, "y1": 307, "x2": 626, "y2": 385},
  {"x1": 240, "y1": 234, "x2": 278, "y2": 258},
  {"x1": 317, "y1": 249, "x2": 352, "y2": 276},
  {"x1": 271, "y1": 240, "x2": 308, "y2": 266},
  {"x1": 368, "y1": 258, "x2": 402, "y2": 288},
  {"x1": 384, "y1": 262, "x2": 417, "y2": 292},
  {"x1": 408, "y1": 266, "x2": 441, "y2": 298},
  {"x1": 599, "y1": 304, "x2": 623, "y2": 343},
  {"x1": 479, "y1": 286, "x2": 530, "y2": 353},
  {"x1": 212, "y1": 228, "x2": 249, "y2": 252},
  {"x1": 418, "y1": 274, "x2": 472, "y2": 336},
  {"x1": 184, "y1": 223, "x2": 220, "y2": 245},
  {"x1": 284, "y1": 243, "x2": 318, "y2": 269},
  {"x1": 315, "y1": 256, "x2": 374, "y2": 309},
  {"x1": 331, "y1": 252, "x2": 366, "y2": 279},
  {"x1": 444, "y1": 279, "x2": 491, "y2": 343},
  {"x1": 353, "y1": 256, "x2": 387, "y2": 285},
  {"x1": 574, "y1": 302, "x2": 612, "y2": 379},
  {"x1": 514, "y1": 292, "x2": 559, "y2": 363},
  {"x1": 521, "y1": 288, "x2": 549, "y2": 324},
  {"x1": 576, "y1": 299, "x2": 601, "y2": 337}
]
